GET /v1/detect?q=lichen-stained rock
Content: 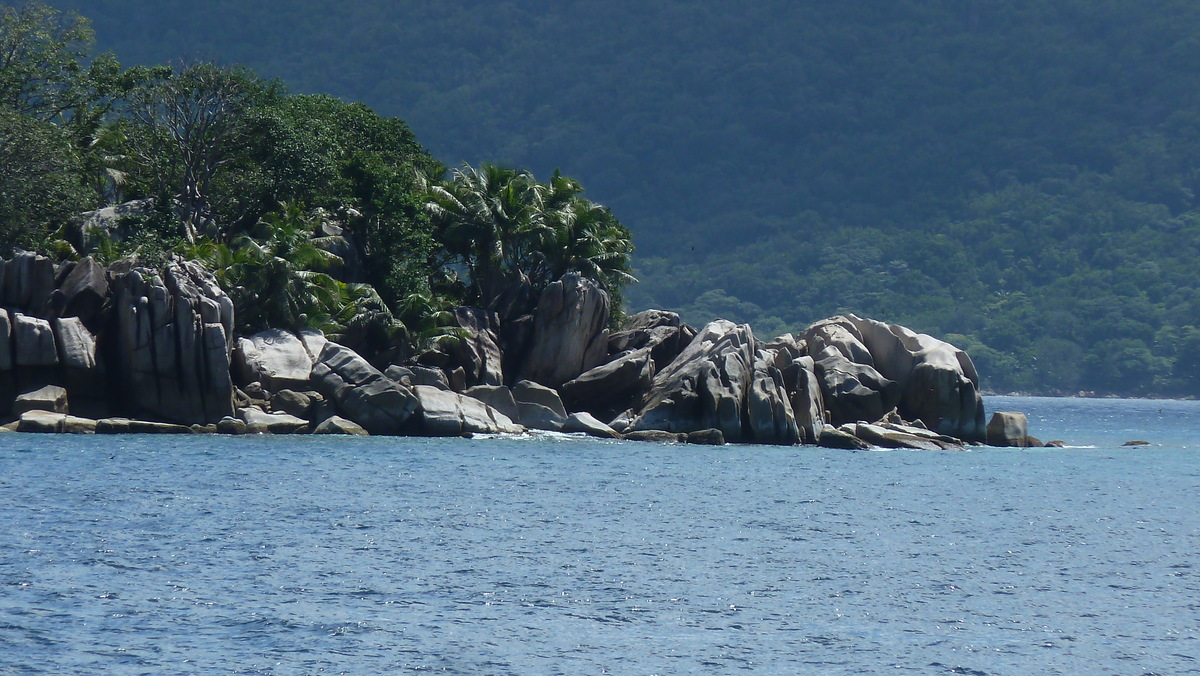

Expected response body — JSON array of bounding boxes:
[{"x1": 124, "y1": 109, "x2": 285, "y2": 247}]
[
  {"x1": 234, "y1": 329, "x2": 316, "y2": 392},
  {"x1": 109, "y1": 260, "x2": 235, "y2": 424},
  {"x1": 628, "y1": 320, "x2": 756, "y2": 442},
  {"x1": 515, "y1": 273, "x2": 610, "y2": 388},
  {"x1": 746, "y1": 346, "x2": 801, "y2": 445},
  {"x1": 411, "y1": 385, "x2": 523, "y2": 436},
  {"x1": 310, "y1": 342, "x2": 418, "y2": 435},
  {"x1": 842, "y1": 315, "x2": 986, "y2": 442}
]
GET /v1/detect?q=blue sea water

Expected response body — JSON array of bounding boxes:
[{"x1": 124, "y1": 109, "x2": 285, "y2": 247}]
[{"x1": 0, "y1": 396, "x2": 1197, "y2": 675}]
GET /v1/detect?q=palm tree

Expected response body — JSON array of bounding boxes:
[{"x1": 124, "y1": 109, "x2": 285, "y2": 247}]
[{"x1": 425, "y1": 162, "x2": 545, "y2": 307}]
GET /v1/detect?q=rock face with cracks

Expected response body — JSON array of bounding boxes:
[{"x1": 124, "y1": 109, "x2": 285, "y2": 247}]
[{"x1": 109, "y1": 260, "x2": 236, "y2": 424}]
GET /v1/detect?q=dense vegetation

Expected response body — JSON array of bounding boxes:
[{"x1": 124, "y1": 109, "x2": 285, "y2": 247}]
[
  {"x1": 0, "y1": 2, "x2": 633, "y2": 359},
  {"x1": 17, "y1": 0, "x2": 1200, "y2": 395}
]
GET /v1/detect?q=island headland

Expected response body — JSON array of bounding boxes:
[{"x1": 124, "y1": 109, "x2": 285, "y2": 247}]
[{"x1": 0, "y1": 250, "x2": 1039, "y2": 449}]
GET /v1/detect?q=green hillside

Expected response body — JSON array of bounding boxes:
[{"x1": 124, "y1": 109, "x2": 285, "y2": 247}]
[{"x1": 39, "y1": 1, "x2": 1200, "y2": 395}]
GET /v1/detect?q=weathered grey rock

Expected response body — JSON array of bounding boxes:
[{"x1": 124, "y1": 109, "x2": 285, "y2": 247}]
[
  {"x1": 0, "y1": 309, "x2": 11, "y2": 371},
  {"x1": 48, "y1": 256, "x2": 109, "y2": 329},
  {"x1": 234, "y1": 329, "x2": 315, "y2": 392},
  {"x1": 444, "y1": 307, "x2": 505, "y2": 387},
  {"x1": 515, "y1": 273, "x2": 610, "y2": 388},
  {"x1": 17, "y1": 410, "x2": 96, "y2": 434},
  {"x1": 817, "y1": 424, "x2": 873, "y2": 450},
  {"x1": 987, "y1": 411, "x2": 1030, "y2": 447},
  {"x1": 409, "y1": 365, "x2": 451, "y2": 391},
  {"x1": 1, "y1": 252, "x2": 56, "y2": 314},
  {"x1": 462, "y1": 385, "x2": 520, "y2": 423},
  {"x1": 240, "y1": 408, "x2": 309, "y2": 433},
  {"x1": 628, "y1": 320, "x2": 756, "y2": 441},
  {"x1": 607, "y1": 310, "x2": 695, "y2": 374},
  {"x1": 310, "y1": 341, "x2": 418, "y2": 435},
  {"x1": 270, "y1": 389, "x2": 313, "y2": 419},
  {"x1": 53, "y1": 317, "x2": 104, "y2": 399},
  {"x1": 842, "y1": 315, "x2": 986, "y2": 442},
  {"x1": 513, "y1": 380, "x2": 568, "y2": 418},
  {"x1": 109, "y1": 260, "x2": 235, "y2": 424},
  {"x1": 313, "y1": 415, "x2": 369, "y2": 435},
  {"x1": 746, "y1": 347, "x2": 801, "y2": 445},
  {"x1": 624, "y1": 429, "x2": 686, "y2": 443},
  {"x1": 95, "y1": 418, "x2": 194, "y2": 434},
  {"x1": 803, "y1": 318, "x2": 874, "y2": 366},
  {"x1": 516, "y1": 402, "x2": 568, "y2": 431},
  {"x1": 216, "y1": 416, "x2": 249, "y2": 435},
  {"x1": 69, "y1": 198, "x2": 156, "y2": 251},
  {"x1": 788, "y1": 356, "x2": 826, "y2": 444},
  {"x1": 563, "y1": 411, "x2": 621, "y2": 439},
  {"x1": 842, "y1": 422, "x2": 961, "y2": 450},
  {"x1": 382, "y1": 365, "x2": 414, "y2": 387},
  {"x1": 412, "y1": 385, "x2": 522, "y2": 436},
  {"x1": 560, "y1": 348, "x2": 654, "y2": 418},
  {"x1": 812, "y1": 349, "x2": 899, "y2": 427},
  {"x1": 13, "y1": 314, "x2": 58, "y2": 367},
  {"x1": 685, "y1": 428, "x2": 726, "y2": 445},
  {"x1": 13, "y1": 385, "x2": 68, "y2": 415}
]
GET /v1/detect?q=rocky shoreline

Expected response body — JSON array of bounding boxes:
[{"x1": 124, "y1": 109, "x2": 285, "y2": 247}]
[{"x1": 0, "y1": 252, "x2": 1039, "y2": 448}]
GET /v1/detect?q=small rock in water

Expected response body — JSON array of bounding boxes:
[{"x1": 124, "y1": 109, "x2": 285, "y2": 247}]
[{"x1": 686, "y1": 428, "x2": 726, "y2": 445}]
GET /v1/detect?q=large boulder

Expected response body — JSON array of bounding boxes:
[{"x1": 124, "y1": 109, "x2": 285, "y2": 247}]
[
  {"x1": 462, "y1": 385, "x2": 520, "y2": 423},
  {"x1": 443, "y1": 307, "x2": 505, "y2": 387},
  {"x1": 45, "y1": 256, "x2": 109, "y2": 330},
  {"x1": 411, "y1": 385, "x2": 522, "y2": 436},
  {"x1": 53, "y1": 317, "x2": 105, "y2": 401},
  {"x1": 514, "y1": 273, "x2": 610, "y2": 388},
  {"x1": 986, "y1": 411, "x2": 1031, "y2": 447},
  {"x1": 811, "y1": 347, "x2": 899, "y2": 426},
  {"x1": 233, "y1": 329, "x2": 317, "y2": 392},
  {"x1": 310, "y1": 342, "x2": 418, "y2": 435},
  {"x1": 842, "y1": 315, "x2": 986, "y2": 441},
  {"x1": 108, "y1": 260, "x2": 236, "y2": 424},
  {"x1": 787, "y1": 356, "x2": 826, "y2": 444},
  {"x1": 627, "y1": 320, "x2": 756, "y2": 441},
  {"x1": 803, "y1": 318, "x2": 874, "y2": 366},
  {"x1": 0, "y1": 252, "x2": 56, "y2": 315},
  {"x1": 560, "y1": 348, "x2": 654, "y2": 420},
  {"x1": 12, "y1": 313, "x2": 58, "y2": 368},
  {"x1": 563, "y1": 411, "x2": 621, "y2": 439},
  {"x1": 13, "y1": 385, "x2": 68, "y2": 416},
  {"x1": 745, "y1": 345, "x2": 801, "y2": 445},
  {"x1": 512, "y1": 380, "x2": 568, "y2": 431},
  {"x1": 607, "y1": 309, "x2": 696, "y2": 371}
]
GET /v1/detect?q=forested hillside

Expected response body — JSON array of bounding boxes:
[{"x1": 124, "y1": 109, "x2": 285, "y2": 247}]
[{"x1": 35, "y1": 1, "x2": 1200, "y2": 395}]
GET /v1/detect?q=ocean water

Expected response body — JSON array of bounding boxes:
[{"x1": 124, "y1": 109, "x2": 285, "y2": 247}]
[{"x1": 0, "y1": 396, "x2": 1197, "y2": 675}]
